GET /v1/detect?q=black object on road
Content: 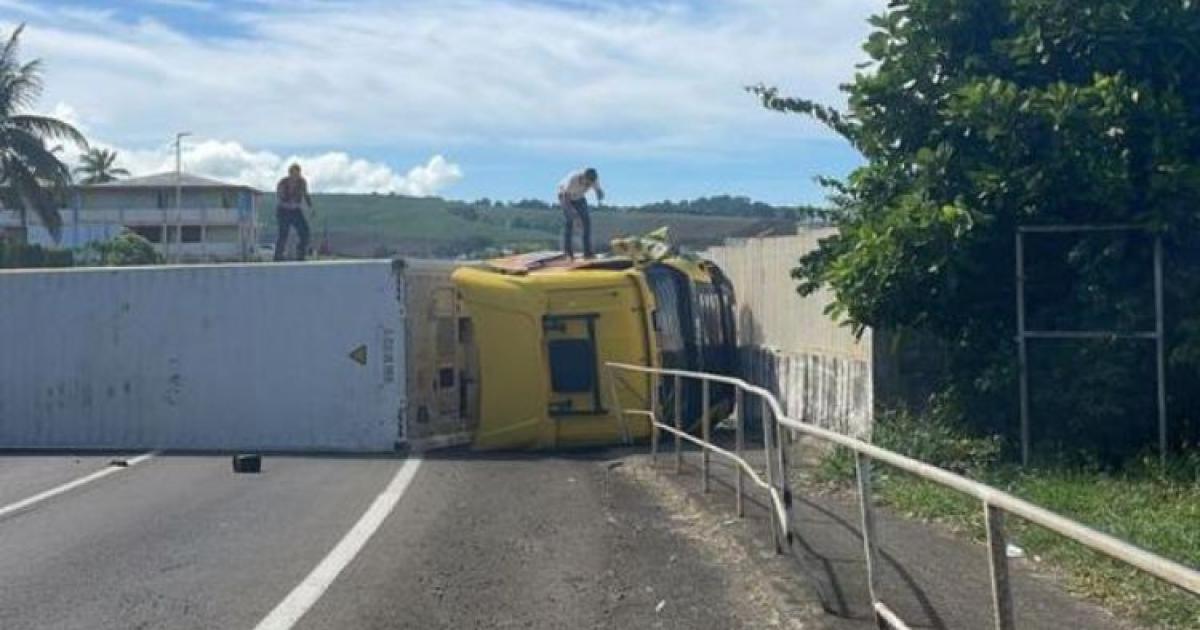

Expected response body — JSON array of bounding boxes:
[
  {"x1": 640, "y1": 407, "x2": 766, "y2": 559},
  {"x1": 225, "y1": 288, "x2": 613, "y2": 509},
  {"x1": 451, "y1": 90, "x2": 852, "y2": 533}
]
[{"x1": 232, "y1": 454, "x2": 262, "y2": 474}]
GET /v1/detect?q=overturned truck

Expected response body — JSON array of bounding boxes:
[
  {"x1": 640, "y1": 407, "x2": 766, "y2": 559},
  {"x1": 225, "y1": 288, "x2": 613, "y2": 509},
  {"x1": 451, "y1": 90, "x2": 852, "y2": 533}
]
[
  {"x1": 0, "y1": 250, "x2": 737, "y2": 452},
  {"x1": 453, "y1": 251, "x2": 738, "y2": 449}
]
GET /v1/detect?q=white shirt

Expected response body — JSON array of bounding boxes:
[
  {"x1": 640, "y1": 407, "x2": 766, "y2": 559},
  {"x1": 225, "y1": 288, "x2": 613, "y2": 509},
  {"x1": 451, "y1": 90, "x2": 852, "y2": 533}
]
[{"x1": 557, "y1": 170, "x2": 603, "y2": 201}]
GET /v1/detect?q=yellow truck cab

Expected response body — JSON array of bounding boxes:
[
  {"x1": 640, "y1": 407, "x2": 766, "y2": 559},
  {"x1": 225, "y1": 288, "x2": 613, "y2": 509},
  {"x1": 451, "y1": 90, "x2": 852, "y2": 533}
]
[{"x1": 452, "y1": 251, "x2": 737, "y2": 450}]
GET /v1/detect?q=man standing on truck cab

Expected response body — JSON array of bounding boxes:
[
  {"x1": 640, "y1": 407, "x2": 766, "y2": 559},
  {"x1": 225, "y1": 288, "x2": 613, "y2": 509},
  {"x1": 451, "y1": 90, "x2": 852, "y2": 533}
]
[
  {"x1": 275, "y1": 163, "x2": 314, "y2": 262},
  {"x1": 557, "y1": 167, "x2": 604, "y2": 259}
]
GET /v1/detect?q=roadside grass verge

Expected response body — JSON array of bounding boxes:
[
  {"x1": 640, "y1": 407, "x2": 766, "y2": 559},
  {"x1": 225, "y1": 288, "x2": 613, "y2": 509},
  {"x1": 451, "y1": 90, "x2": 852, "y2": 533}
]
[{"x1": 813, "y1": 412, "x2": 1200, "y2": 629}]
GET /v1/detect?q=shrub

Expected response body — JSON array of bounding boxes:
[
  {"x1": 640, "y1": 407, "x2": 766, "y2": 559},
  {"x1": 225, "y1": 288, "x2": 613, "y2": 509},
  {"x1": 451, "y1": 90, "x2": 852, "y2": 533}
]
[
  {"x1": 818, "y1": 406, "x2": 1003, "y2": 483},
  {"x1": 0, "y1": 238, "x2": 74, "y2": 268},
  {"x1": 78, "y1": 230, "x2": 163, "y2": 266}
]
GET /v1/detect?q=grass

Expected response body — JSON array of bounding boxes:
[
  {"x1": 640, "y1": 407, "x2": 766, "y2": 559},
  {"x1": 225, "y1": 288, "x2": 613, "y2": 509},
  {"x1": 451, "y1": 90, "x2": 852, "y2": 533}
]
[
  {"x1": 260, "y1": 193, "x2": 792, "y2": 257},
  {"x1": 814, "y1": 412, "x2": 1200, "y2": 629}
]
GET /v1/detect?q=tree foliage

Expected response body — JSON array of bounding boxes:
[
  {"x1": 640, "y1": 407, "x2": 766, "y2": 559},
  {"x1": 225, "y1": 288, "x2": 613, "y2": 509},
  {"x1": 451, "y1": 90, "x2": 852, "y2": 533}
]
[
  {"x1": 78, "y1": 230, "x2": 163, "y2": 267},
  {"x1": 74, "y1": 148, "x2": 129, "y2": 185},
  {"x1": 0, "y1": 235, "x2": 73, "y2": 268},
  {"x1": 758, "y1": 0, "x2": 1200, "y2": 458},
  {"x1": 0, "y1": 24, "x2": 88, "y2": 241}
]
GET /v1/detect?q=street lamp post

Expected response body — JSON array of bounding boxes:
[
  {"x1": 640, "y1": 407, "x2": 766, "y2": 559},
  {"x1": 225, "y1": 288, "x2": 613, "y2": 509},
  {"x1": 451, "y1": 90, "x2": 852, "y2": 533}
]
[{"x1": 172, "y1": 132, "x2": 192, "y2": 263}]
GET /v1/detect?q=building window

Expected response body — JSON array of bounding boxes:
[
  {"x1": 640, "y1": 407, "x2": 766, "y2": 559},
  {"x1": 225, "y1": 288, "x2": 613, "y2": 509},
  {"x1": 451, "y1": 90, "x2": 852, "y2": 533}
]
[
  {"x1": 156, "y1": 191, "x2": 169, "y2": 209},
  {"x1": 129, "y1": 226, "x2": 163, "y2": 243},
  {"x1": 180, "y1": 225, "x2": 202, "y2": 243}
]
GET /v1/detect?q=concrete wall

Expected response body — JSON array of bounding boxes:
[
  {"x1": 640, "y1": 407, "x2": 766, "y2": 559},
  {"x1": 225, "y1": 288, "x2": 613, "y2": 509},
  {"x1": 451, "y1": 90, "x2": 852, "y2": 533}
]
[{"x1": 704, "y1": 230, "x2": 873, "y2": 438}]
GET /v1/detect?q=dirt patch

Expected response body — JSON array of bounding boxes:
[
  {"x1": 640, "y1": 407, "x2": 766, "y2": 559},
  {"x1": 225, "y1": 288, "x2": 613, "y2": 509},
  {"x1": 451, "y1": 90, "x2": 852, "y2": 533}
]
[{"x1": 609, "y1": 458, "x2": 835, "y2": 629}]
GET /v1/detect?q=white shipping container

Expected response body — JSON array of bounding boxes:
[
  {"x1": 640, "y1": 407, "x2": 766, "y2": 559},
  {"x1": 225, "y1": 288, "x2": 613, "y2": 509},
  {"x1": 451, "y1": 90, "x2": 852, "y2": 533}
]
[{"x1": 0, "y1": 260, "x2": 407, "y2": 451}]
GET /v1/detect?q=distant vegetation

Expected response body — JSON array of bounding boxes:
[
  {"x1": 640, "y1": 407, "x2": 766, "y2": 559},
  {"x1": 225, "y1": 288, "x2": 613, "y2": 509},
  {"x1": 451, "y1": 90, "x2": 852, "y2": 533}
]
[
  {"x1": 74, "y1": 148, "x2": 130, "y2": 185},
  {"x1": 500, "y1": 194, "x2": 827, "y2": 220},
  {"x1": 262, "y1": 193, "x2": 826, "y2": 258}
]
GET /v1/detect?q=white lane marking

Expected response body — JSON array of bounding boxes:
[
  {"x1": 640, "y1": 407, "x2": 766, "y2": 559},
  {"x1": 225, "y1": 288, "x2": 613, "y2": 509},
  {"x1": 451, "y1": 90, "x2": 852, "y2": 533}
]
[
  {"x1": 0, "y1": 451, "x2": 157, "y2": 520},
  {"x1": 254, "y1": 456, "x2": 423, "y2": 630}
]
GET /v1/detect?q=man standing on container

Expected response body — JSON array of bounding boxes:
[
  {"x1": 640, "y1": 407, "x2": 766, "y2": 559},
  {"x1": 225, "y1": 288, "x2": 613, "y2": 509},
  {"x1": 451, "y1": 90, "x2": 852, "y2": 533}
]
[
  {"x1": 274, "y1": 163, "x2": 314, "y2": 261},
  {"x1": 557, "y1": 167, "x2": 604, "y2": 259}
]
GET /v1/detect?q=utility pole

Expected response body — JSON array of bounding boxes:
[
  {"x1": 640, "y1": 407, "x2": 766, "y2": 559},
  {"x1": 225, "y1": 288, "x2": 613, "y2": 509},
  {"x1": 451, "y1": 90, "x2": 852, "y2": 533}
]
[{"x1": 173, "y1": 132, "x2": 192, "y2": 263}]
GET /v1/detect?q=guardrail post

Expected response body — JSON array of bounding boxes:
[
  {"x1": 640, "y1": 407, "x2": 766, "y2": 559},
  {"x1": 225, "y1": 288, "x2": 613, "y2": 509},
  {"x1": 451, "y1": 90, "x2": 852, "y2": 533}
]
[
  {"x1": 650, "y1": 372, "x2": 660, "y2": 467},
  {"x1": 762, "y1": 397, "x2": 782, "y2": 553},
  {"x1": 735, "y1": 388, "x2": 745, "y2": 517},
  {"x1": 855, "y1": 452, "x2": 881, "y2": 616},
  {"x1": 775, "y1": 413, "x2": 793, "y2": 548},
  {"x1": 674, "y1": 374, "x2": 683, "y2": 475},
  {"x1": 761, "y1": 397, "x2": 776, "y2": 487},
  {"x1": 701, "y1": 380, "x2": 711, "y2": 493},
  {"x1": 985, "y1": 503, "x2": 1016, "y2": 630}
]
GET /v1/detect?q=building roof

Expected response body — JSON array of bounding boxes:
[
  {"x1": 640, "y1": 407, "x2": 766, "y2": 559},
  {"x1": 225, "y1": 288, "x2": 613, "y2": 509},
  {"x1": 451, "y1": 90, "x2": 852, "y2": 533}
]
[{"x1": 86, "y1": 172, "x2": 259, "y2": 192}]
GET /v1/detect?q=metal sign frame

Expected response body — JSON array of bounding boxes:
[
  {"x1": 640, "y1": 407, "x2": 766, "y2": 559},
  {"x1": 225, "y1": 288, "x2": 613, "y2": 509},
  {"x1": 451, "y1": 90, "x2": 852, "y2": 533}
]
[{"x1": 1015, "y1": 224, "x2": 1166, "y2": 466}]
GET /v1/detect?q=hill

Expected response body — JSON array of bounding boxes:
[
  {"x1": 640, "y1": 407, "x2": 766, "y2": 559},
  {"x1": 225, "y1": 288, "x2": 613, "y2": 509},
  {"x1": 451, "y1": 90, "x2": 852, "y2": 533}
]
[{"x1": 262, "y1": 194, "x2": 824, "y2": 258}]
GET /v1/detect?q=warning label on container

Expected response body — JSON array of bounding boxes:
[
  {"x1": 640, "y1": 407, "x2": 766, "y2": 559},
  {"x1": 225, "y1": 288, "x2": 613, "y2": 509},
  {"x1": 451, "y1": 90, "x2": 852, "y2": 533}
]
[{"x1": 349, "y1": 344, "x2": 368, "y2": 366}]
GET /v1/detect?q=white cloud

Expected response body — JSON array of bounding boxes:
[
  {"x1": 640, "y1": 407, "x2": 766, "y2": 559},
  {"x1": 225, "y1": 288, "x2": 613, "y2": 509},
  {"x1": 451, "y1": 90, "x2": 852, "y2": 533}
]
[
  {"x1": 89, "y1": 137, "x2": 463, "y2": 196},
  {"x1": 10, "y1": 0, "x2": 881, "y2": 154},
  {"x1": 282, "y1": 152, "x2": 463, "y2": 196},
  {"x1": 48, "y1": 102, "x2": 86, "y2": 133}
]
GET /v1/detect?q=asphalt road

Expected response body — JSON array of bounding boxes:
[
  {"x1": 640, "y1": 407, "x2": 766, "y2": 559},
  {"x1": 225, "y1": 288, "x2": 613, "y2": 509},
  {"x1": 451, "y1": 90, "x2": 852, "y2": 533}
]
[
  {"x1": 0, "y1": 449, "x2": 814, "y2": 630},
  {"x1": 0, "y1": 445, "x2": 1143, "y2": 630}
]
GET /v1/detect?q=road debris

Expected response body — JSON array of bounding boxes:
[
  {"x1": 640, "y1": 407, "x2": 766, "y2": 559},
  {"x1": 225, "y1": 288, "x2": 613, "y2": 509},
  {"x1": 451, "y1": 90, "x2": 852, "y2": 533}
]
[{"x1": 232, "y1": 454, "x2": 262, "y2": 473}]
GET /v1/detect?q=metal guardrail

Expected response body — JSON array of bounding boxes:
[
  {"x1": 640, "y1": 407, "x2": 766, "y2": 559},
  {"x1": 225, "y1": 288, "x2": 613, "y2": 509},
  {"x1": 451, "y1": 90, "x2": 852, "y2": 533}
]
[{"x1": 605, "y1": 362, "x2": 1200, "y2": 630}]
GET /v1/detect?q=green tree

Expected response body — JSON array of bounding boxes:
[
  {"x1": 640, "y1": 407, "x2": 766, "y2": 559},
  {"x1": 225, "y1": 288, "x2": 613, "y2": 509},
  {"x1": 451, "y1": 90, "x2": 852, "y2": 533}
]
[
  {"x1": 0, "y1": 24, "x2": 88, "y2": 242},
  {"x1": 755, "y1": 0, "x2": 1200, "y2": 458},
  {"x1": 74, "y1": 148, "x2": 129, "y2": 185},
  {"x1": 79, "y1": 230, "x2": 163, "y2": 266}
]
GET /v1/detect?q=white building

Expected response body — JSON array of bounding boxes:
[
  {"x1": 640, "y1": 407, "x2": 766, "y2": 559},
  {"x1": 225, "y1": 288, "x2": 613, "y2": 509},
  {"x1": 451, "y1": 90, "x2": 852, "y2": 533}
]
[{"x1": 0, "y1": 173, "x2": 260, "y2": 262}]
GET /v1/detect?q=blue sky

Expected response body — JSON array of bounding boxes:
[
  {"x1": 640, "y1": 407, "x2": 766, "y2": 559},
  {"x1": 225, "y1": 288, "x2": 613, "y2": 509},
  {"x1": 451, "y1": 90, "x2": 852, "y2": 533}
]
[{"x1": 3, "y1": 0, "x2": 879, "y2": 205}]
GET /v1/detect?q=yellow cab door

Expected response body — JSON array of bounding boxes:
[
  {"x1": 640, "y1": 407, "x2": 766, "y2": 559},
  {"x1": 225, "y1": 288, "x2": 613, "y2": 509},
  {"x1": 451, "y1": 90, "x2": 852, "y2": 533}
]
[
  {"x1": 543, "y1": 313, "x2": 604, "y2": 418},
  {"x1": 542, "y1": 281, "x2": 652, "y2": 446}
]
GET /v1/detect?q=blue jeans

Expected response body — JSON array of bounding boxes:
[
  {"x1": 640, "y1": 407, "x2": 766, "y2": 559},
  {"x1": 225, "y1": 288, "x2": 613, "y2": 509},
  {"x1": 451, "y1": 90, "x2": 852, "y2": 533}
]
[
  {"x1": 275, "y1": 208, "x2": 310, "y2": 261},
  {"x1": 562, "y1": 197, "x2": 592, "y2": 258}
]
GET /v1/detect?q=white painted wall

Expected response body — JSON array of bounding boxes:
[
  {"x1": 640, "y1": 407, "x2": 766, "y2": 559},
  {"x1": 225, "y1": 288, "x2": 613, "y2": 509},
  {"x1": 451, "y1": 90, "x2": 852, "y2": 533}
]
[
  {"x1": 0, "y1": 260, "x2": 405, "y2": 451},
  {"x1": 705, "y1": 230, "x2": 871, "y2": 361},
  {"x1": 705, "y1": 231, "x2": 874, "y2": 438}
]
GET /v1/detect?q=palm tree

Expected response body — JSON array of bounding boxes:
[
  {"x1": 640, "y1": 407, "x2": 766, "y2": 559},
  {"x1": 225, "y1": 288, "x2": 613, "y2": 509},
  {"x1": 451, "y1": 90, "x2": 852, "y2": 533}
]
[
  {"x1": 74, "y1": 148, "x2": 129, "y2": 185},
  {"x1": 0, "y1": 24, "x2": 88, "y2": 242}
]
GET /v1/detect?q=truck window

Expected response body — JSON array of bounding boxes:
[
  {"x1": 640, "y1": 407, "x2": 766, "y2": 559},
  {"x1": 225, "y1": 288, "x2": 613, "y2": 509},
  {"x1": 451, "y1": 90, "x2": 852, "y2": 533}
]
[
  {"x1": 544, "y1": 314, "x2": 604, "y2": 416},
  {"x1": 548, "y1": 338, "x2": 596, "y2": 393}
]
